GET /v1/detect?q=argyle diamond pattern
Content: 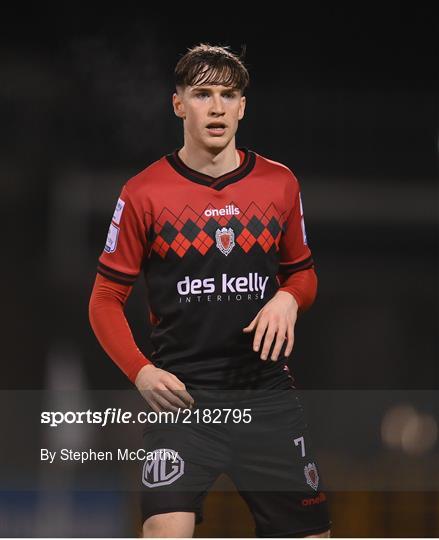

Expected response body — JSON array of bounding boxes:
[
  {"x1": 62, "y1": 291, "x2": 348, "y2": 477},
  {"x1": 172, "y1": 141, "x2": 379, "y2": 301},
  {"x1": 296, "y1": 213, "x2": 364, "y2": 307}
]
[{"x1": 150, "y1": 202, "x2": 285, "y2": 258}]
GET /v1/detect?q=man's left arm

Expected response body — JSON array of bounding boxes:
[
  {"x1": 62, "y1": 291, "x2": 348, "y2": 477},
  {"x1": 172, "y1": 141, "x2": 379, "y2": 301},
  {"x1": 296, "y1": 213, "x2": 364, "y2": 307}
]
[
  {"x1": 243, "y1": 176, "x2": 317, "y2": 361},
  {"x1": 276, "y1": 180, "x2": 317, "y2": 313}
]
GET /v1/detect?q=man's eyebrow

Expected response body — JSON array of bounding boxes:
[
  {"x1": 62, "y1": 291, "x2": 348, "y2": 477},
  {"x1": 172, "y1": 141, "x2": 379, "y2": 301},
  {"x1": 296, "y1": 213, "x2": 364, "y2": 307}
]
[{"x1": 190, "y1": 86, "x2": 238, "y2": 93}]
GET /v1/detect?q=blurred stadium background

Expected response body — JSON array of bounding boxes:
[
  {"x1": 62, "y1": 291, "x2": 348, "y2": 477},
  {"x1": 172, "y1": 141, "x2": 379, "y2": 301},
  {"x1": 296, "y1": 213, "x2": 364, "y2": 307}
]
[{"x1": 1, "y1": 4, "x2": 437, "y2": 537}]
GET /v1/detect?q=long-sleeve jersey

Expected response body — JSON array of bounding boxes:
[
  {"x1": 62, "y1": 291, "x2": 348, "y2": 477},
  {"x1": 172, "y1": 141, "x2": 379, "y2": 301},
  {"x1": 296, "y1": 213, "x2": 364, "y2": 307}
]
[{"x1": 93, "y1": 147, "x2": 317, "y2": 389}]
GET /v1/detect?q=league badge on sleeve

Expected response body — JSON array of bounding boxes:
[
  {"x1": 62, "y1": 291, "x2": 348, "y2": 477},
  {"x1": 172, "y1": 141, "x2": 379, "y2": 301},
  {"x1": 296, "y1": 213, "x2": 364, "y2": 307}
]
[
  {"x1": 299, "y1": 193, "x2": 308, "y2": 245},
  {"x1": 112, "y1": 198, "x2": 125, "y2": 225},
  {"x1": 104, "y1": 223, "x2": 120, "y2": 253}
]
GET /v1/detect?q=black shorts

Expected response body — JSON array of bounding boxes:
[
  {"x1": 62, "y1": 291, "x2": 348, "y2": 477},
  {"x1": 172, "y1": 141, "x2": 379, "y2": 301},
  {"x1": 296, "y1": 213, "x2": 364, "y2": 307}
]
[{"x1": 140, "y1": 388, "x2": 331, "y2": 537}]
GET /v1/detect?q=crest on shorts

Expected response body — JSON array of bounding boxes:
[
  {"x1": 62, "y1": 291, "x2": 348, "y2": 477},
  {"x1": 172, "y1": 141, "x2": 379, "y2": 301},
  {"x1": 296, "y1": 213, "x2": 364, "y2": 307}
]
[
  {"x1": 142, "y1": 448, "x2": 184, "y2": 488},
  {"x1": 304, "y1": 462, "x2": 319, "y2": 491},
  {"x1": 215, "y1": 227, "x2": 235, "y2": 256}
]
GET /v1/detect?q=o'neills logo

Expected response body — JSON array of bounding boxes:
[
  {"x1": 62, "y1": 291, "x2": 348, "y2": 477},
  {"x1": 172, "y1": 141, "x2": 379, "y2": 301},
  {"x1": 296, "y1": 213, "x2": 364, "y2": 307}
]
[
  {"x1": 301, "y1": 492, "x2": 327, "y2": 507},
  {"x1": 204, "y1": 204, "x2": 240, "y2": 217}
]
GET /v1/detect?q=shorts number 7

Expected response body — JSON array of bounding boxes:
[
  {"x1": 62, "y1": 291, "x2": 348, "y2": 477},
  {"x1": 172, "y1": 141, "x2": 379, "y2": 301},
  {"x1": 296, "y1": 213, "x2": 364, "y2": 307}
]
[{"x1": 293, "y1": 436, "x2": 305, "y2": 457}]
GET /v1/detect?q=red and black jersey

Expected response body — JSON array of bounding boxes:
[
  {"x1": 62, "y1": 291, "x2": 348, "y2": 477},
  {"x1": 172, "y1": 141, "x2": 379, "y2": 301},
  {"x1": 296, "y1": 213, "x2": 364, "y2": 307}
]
[{"x1": 97, "y1": 148, "x2": 314, "y2": 389}]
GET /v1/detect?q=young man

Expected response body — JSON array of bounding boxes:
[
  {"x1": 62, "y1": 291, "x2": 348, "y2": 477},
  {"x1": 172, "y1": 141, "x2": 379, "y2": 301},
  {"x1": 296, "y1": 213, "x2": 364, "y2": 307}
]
[{"x1": 89, "y1": 43, "x2": 331, "y2": 538}]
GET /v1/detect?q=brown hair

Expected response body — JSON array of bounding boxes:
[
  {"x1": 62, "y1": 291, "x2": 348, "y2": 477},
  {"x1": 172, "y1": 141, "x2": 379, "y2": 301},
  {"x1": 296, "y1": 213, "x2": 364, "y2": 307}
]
[{"x1": 175, "y1": 43, "x2": 249, "y2": 93}]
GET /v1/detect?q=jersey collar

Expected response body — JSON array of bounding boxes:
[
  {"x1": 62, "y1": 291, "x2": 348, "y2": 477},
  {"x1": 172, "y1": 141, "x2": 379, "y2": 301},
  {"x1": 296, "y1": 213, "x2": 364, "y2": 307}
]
[{"x1": 166, "y1": 147, "x2": 256, "y2": 190}]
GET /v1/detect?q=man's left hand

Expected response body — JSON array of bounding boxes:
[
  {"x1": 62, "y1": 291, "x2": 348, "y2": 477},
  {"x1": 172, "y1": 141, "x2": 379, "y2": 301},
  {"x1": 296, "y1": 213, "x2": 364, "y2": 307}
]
[{"x1": 242, "y1": 291, "x2": 299, "y2": 361}]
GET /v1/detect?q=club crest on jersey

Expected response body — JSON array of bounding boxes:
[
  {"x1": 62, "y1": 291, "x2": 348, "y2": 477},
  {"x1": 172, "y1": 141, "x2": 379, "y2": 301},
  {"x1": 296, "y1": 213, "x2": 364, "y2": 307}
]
[
  {"x1": 304, "y1": 462, "x2": 319, "y2": 491},
  {"x1": 215, "y1": 227, "x2": 235, "y2": 256}
]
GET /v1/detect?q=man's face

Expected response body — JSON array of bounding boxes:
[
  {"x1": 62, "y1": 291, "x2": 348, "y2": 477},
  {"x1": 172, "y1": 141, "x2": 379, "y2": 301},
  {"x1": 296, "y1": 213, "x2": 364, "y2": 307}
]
[{"x1": 173, "y1": 83, "x2": 246, "y2": 151}]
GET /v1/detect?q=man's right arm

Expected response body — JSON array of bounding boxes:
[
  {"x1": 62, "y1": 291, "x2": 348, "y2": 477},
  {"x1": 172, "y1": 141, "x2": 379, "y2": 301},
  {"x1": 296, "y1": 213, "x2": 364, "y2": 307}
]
[
  {"x1": 88, "y1": 273, "x2": 151, "y2": 382},
  {"x1": 91, "y1": 183, "x2": 195, "y2": 410},
  {"x1": 89, "y1": 273, "x2": 194, "y2": 411}
]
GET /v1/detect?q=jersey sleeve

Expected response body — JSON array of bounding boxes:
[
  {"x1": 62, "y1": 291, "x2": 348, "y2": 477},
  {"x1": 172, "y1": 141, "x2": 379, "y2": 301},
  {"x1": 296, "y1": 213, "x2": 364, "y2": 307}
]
[
  {"x1": 89, "y1": 273, "x2": 151, "y2": 383},
  {"x1": 97, "y1": 184, "x2": 147, "y2": 286},
  {"x1": 278, "y1": 176, "x2": 315, "y2": 279}
]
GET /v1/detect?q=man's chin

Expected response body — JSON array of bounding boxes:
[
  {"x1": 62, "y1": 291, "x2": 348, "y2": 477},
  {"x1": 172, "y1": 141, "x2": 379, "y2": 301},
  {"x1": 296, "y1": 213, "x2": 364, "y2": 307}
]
[{"x1": 203, "y1": 136, "x2": 232, "y2": 153}]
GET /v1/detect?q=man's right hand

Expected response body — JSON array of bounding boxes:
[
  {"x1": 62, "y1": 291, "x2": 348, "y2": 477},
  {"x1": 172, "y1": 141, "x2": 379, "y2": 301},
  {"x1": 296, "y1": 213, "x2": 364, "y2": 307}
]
[{"x1": 134, "y1": 364, "x2": 195, "y2": 413}]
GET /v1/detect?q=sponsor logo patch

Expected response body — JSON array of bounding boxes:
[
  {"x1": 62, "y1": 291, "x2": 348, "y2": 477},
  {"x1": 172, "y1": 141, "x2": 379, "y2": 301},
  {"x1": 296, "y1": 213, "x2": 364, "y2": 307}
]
[
  {"x1": 104, "y1": 223, "x2": 120, "y2": 253},
  {"x1": 142, "y1": 448, "x2": 184, "y2": 488},
  {"x1": 112, "y1": 198, "x2": 125, "y2": 225}
]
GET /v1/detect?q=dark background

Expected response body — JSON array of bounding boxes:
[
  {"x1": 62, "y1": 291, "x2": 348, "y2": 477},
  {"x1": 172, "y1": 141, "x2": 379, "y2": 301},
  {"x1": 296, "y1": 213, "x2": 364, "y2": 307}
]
[
  {"x1": 3, "y1": 3, "x2": 436, "y2": 391},
  {"x1": 0, "y1": 4, "x2": 438, "y2": 536}
]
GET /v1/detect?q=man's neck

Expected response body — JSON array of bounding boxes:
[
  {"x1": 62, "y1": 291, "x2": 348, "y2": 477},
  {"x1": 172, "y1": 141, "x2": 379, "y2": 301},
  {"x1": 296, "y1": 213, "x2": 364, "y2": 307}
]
[{"x1": 178, "y1": 141, "x2": 240, "y2": 179}]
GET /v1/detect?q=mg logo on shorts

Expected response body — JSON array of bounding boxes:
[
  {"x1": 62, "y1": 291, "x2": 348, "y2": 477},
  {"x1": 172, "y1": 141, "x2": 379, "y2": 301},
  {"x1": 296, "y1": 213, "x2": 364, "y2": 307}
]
[
  {"x1": 304, "y1": 462, "x2": 319, "y2": 491},
  {"x1": 142, "y1": 448, "x2": 185, "y2": 488}
]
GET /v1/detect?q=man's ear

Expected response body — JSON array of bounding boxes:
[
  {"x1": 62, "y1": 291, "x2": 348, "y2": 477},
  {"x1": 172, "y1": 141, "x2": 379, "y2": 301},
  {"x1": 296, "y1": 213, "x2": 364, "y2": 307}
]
[
  {"x1": 173, "y1": 92, "x2": 186, "y2": 119},
  {"x1": 238, "y1": 95, "x2": 246, "y2": 120}
]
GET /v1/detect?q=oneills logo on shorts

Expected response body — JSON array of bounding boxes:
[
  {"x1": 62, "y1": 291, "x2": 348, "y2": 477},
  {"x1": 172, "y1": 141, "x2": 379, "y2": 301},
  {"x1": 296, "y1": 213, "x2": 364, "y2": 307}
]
[
  {"x1": 142, "y1": 448, "x2": 184, "y2": 488},
  {"x1": 301, "y1": 492, "x2": 327, "y2": 507},
  {"x1": 304, "y1": 462, "x2": 319, "y2": 491},
  {"x1": 215, "y1": 227, "x2": 235, "y2": 256}
]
